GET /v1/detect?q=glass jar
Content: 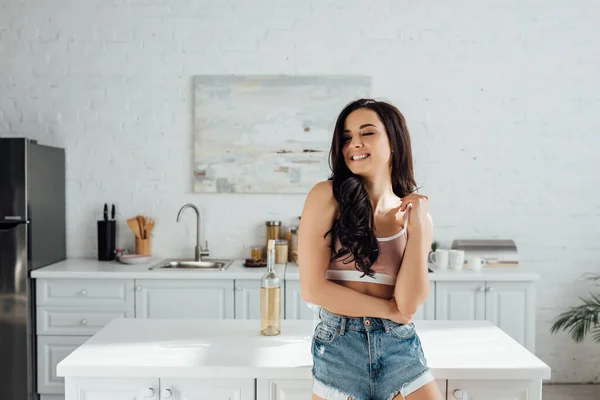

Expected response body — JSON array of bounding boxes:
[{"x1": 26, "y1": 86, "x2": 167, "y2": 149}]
[
  {"x1": 249, "y1": 245, "x2": 265, "y2": 261},
  {"x1": 265, "y1": 221, "x2": 281, "y2": 246},
  {"x1": 274, "y1": 240, "x2": 288, "y2": 264}
]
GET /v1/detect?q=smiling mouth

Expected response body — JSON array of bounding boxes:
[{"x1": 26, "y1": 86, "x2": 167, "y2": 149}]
[{"x1": 350, "y1": 153, "x2": 370, "y2": 162}]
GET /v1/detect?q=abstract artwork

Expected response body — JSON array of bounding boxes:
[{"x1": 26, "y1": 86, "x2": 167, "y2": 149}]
[{"x1": 193, "y1": 75, "x2": 371, "y2": 193}]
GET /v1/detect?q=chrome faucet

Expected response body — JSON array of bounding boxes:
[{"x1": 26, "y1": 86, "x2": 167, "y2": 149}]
[{"x1": 176, "y1": 203, "x2": 209, "y2": 261}]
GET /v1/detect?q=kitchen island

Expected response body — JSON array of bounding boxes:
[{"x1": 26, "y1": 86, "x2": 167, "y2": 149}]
[{"x1": 57, "y1": 318, "x2": 550, "y2": 400}]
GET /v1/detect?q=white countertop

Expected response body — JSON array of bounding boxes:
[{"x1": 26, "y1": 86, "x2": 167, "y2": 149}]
[
  {"x1": 31, "y1": 258, "x2": 286, "y2": 279},
  {"x1": 31, "y1": 258, "x2": 539, "y2": 281},
  {"x1": 57, "y1": 318, "x2": 551, "y2": 381},
  {"x1": 285, "y1": 263, "x2": 541, "y2": 281}
]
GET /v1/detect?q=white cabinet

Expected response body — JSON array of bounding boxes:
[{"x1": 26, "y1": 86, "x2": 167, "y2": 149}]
[
  {"x1": 37, "y1": 279, "x2": 134, "y2": 307},
  {"x1": 257, "y1": 379, "x2": 312, "y2": 400},
  {"x1": 37, "y1": 307, "x2": 133, "y2": 335},
  {"x1": 64, "y1": 377, "x2": 254, "y2": 400},
  {"x1": 36, "y1": 278, "x2": 136, "y2": 397},
  {"x1": 161, "y1": 378, "x2": 255, "y2": 400},
  {"x1": 447, "y1": 379, "x2": 532, "y2": 399},
  {"x1": 284, "y1": 280, "x2": 313, "y2": 320},
  {"x1": 485, "y1": 281, "x2": 536, "y2": 352},
  {"x1": 436, "y1": 281, "x2": 536, "y2": 351},
  {"x1": 235, "y1": 279, "x2": 262, "y2": 319},
  {"x1": 37, "y1": 336, "x2": 89, "y2": 394},
  {"x1": 258, "y1": 378, "x2": 446, "y2": 400},
  {"x1": 64, "y1": 377, "x2": 159, "y2": 400},
  {"x1": 234, "y1": 279, "x2": 285, "y2": 320},
  {"x1": 134, "y1": 279, "x2": 234, "y2": 319},
  {"x1": 436, "y1": 281, "x2": 486, "y2": 321},
  {"x1": 40, "y1": 395, "x2": 64, "y2": 400}
]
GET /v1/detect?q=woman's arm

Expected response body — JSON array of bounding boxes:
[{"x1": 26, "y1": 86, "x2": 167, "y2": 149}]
[
  {"x1": 298, "y1": 181, "x2": 401, "y2": 319},
  {"x1": 393, "y1": 209, "x2": 433, "y2": 316}
]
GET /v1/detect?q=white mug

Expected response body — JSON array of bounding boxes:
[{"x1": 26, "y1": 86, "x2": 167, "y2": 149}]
[
  {"x1": 449, "y1": 250, "x2": 465, "y2": 270},
  {"x1": 429, "y1": 249, "x2": 449, "y2": 269},
  {"x1": 467, "y1": 257, "x2": 487, "y2": 271}
]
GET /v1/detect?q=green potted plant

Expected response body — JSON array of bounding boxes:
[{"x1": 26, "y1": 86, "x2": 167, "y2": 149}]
[{"x1": 550, "y1": 273, "x2": 600, "y2": 343}]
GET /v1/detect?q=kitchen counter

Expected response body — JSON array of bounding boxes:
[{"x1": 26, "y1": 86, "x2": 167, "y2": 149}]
[
  {"x1": 58, "y1": 318, "x2": 550, "y2": 380},
  {"x1": 32, "y1": 258, "x2": 540, "y2": 281},
  {"x1": 285, "y1": 263, "x2": 540, "y2": 281},
  {"x1": 57, "y1": 318, "x2": 550, "y2": 399},
  {"x1": 30, "y1": 258, "x2": 286, "y2": 279}
]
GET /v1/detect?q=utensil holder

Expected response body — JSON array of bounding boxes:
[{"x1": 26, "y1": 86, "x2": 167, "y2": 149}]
[
  {"x1": 135, "y1": 237, "x2": 151, "y2": 256},
  {"x1": 97, "y1": 220, "x2": 116, "y2": 261}
]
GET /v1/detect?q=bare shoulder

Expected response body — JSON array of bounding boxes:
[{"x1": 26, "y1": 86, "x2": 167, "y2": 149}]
[
  {"x1": 300, "y1": 180, "x2": 337, "y2": 230},
  {"x1": 305, "y1": 180, "x2": 336, "y2": 209}
]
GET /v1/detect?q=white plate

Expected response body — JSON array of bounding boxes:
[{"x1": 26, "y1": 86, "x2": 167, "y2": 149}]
[{"x1": 119, "y1": 255, "x2": 152, "y2": 264}]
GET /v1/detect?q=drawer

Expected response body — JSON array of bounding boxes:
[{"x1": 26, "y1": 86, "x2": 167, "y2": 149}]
[
  {"x1": 41, "y1": 395, "x2": 63, "y2": 400},
  {"x1": 37, "y1": 307, "x2": 134, "y2": 335},
  {"x1": 37, "y1": 336, "x2": 89, "y2": 394},
  {"x1": 36, "y1": 279, "x2": 134, "y2": 307}
]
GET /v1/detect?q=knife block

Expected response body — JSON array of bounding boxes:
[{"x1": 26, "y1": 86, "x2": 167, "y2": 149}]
[{"x1": 97, "y1": 220, "x2": 116, "y2": 261}]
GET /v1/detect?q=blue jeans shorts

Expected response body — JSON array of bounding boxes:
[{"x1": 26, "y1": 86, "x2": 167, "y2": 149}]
[{"x1": 312, "y1": 307, "x2": 434, "y2": 400}]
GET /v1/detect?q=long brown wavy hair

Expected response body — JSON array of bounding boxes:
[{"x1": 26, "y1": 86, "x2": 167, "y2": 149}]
[{"x1": 326, "y1": 98, "x2": 419, "y2": 277}]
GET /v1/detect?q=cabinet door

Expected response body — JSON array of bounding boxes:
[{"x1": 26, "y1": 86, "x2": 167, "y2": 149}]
[
  {"x1": 435, "y1": 282, "x2": 486, "y2": 321},
  {"x1": 256, "y1": 378, "x2": 446, "y2": 400},
  {"x1": 234, "y1": 279, "x2": 261, "y2": 319},
  {"x1": 485, "y1": 282, "x2": 536, "y2": 352},
  {"x1": 37, "y1": 336, "x2": 89, "y2": 394},
  {"x1": 284, "y1": 280, "x2": 313, "y2": 320},
  {"x1": 135, "y1": 280, "x2": 234, "y2": 319},
  {"x1": 413, "y1": 282, "x2": 435, "y2": 320},
  {"x1": 447, "y1": 379, "x2": 531, "y2": 399},
  {"x1": 256, "y1": 379, "x2": 312, "y2": 400},
  {"x1": 64, "y1": 377, "x2": 159, "y2": 400},
  {"x1": 160, "y1": 378, "x2": 254, "y2": 400}
]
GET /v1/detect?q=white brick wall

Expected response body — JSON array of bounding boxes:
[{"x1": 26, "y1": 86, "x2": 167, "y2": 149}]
[{"x1": 1, "y1": 0, "x2": 599, "y2": 383}]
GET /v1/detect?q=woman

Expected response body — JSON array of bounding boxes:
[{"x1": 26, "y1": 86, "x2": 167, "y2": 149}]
[{"x1": 298, "y1": 99, "x2": 441, "y2": 400}]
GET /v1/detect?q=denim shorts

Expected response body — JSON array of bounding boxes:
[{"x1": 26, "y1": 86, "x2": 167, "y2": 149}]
[{"x1": 311, "y1": 307, "x2": 434, "y2": 400}]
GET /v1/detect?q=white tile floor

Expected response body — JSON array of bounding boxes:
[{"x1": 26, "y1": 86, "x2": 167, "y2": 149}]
[{"x1": 543, "y1": 384, "x2": 600, "y2": 400}]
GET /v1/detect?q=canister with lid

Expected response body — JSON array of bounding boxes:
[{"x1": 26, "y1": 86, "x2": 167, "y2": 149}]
[{"x1": 265, "y1": 221, "x2": 281, "y2": 245}]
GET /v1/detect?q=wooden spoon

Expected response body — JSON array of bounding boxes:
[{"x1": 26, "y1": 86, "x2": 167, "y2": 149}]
[
  {"x1": 136, "y1": 215, "x2": 146, "y2": 239},
  {"x1": 145, "y1": 217, "x2": 155, "y2": 238},
  {"x1": 127, "y1": 218, "x2": 141, "y2": 238}
]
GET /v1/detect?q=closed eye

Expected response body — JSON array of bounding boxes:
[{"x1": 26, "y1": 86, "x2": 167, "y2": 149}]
[{"x1": 342, "y1": 132, "x2": 375, "y2": 142}]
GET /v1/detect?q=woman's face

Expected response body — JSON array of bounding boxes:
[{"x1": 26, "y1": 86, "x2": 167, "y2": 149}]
[{"x1": 342, "y1": 108, "x2": 392, "y2": 176}]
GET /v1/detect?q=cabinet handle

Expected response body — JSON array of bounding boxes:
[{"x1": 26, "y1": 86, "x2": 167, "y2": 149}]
[
  {"x1": 235, "y1": 285, "x2": 243, "y2": 291},
  {"x1": 161, "y1": 388, "x2": 172, "y2": 399},
  {"x1": 478, "y1": 285, "x2": 485, "y2": 292},
  {"x1": 145, "y1": 388, "x2": 154, "y2": 398},
  {"x1": 80, "y1": 319, "x2": 87, "y2": 326},
  {"x1": 487, "y1": 286, "x2": 496, "y2": 293},
  {"x1": 453, "y1": 389, "x2": 464, "y2": 399},
  {"x1": 80, "y1": 289, "x2": 87, "y2": 296},
  {"x1": 136, "y1": 285, "x2": 142, "y2": 291}
]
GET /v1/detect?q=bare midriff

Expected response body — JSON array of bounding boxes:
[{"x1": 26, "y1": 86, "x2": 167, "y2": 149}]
[{"x1": 331, "y1": 279, "x2": 395, "y2": 300}]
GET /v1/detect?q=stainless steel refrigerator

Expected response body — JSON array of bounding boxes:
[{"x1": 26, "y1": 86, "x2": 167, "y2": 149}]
[{"x1": 0, "y1": 138, "x2": 66, "y2": 400}]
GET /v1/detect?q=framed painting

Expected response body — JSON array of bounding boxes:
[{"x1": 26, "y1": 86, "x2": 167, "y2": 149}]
[{"x1": 193, "y1": 75, "x2": 371, "y2": 193}]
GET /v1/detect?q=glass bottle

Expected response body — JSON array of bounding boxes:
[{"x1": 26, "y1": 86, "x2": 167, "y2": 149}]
[{"x1": 261, "y1": 239, "x2": 281, "y2": 336}]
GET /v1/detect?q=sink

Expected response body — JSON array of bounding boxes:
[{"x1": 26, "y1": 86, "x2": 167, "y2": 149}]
[{"x1": 149, "y1": 258, "x2": 233, "y2": 271}]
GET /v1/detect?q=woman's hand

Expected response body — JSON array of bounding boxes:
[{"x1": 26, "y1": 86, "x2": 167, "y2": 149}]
[
  {"x1": 400, "y1": 192, "x2": 429, "y2": 228},
  {"x1": 385, "y1": 298, "x2": 414, "y2": 324}
]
